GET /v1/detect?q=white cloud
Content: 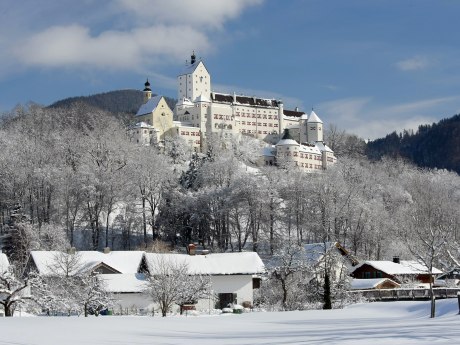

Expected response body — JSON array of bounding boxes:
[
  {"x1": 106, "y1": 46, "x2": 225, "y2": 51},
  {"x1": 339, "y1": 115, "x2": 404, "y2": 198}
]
[
  {"x1": 318, "y1": 96, "x2": 460, "y2": 139},
  {"x1": 1, "y1": 1, "x2": 263, "y2": 73},
  {"x1": 116, "y1": 0, "x2": 263, "y2": 29},
  {"x1": 13, "y1": 25, "x2": 210, "y2": 70},
  {"x1": 395, "y1": 56, "x2": 430, "y2": 71}
]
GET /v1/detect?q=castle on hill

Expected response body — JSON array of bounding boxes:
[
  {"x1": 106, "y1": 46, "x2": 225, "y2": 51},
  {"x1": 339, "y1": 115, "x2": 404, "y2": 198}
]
[{"x1": 131, "y1": 52, "x2": 336, "y2": 171}]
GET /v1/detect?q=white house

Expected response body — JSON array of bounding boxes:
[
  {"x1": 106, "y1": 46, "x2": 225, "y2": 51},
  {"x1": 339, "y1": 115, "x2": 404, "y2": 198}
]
[
  {"x1": 143, "y1": 252, "x2": 265, "y2": 309},
  {"x1": 25, "y1": 250, "x2": 149, "y2": 313}
]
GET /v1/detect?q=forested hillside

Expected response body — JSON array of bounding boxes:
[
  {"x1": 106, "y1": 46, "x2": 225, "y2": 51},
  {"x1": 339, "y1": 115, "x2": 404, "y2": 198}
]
[
  {"x1": 366, "y1": 114, "x2": 460, "y2": 174},
  {"x1": 47, "y1": 89, "x2": 177, "y2": 121}
]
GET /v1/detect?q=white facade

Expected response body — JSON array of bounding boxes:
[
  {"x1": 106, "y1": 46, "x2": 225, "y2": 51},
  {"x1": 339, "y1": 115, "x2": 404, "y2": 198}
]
[{"x1": 135, "y1": 53, "x2": 337, "y2": 171}]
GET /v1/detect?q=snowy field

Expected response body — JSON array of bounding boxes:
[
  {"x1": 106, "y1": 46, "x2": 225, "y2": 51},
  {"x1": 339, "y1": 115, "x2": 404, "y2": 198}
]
[{"x1": 3, "y1": 299, "x2": 460, "y2": 345}]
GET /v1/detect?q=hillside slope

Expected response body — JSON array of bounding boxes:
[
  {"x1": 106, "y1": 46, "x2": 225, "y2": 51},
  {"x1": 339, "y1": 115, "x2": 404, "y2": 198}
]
[
  {"x1": 366, "y1": 114, "x2": 460, "y2": 173},
  {"x1": 48, "y1": 89, "x2": 177, "y2": 117}
]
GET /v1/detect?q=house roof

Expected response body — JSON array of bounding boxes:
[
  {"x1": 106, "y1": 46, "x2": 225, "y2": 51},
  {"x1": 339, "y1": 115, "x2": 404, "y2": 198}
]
[
  {"x1": 352, "y1": 260, "x2": 443, "y2": 275},
  {"x1": 179, "y1": 60, "x2": 208, "y2": 76},
  {"x1": 283, "y1": 109, "x2": 305, "y2": 118},
  {"x1": 308, "y1": 110, "x2": 323, "y2": 123},
  {"x1": 29, "y1": 251, "x2": 145, "y2": 276},
  {"x1": 351, "y1": 278, "x2": 400, "y2": 290},
  {"x1": 211, "y1": 92, "x2": 280, "y2": 107},
  {"x1": 0, "y1": 253, "x2": 9, "y2": 271},
  {"x1": 130, "y1": 122, "x2": 156, "y2": 129},
  {"x1": 136, "y1": 95, "x2": 163, "y2": 116},
  {"x1": 195, "y1": 94, "x2": 211, "y2": 103},
  {"x1": 100, "y1": 273, "x2": 147, "y2": 293},
  {"x1": 315, "y1": 142, "x2": 334, "y2": 153},
  {"x1": 144, "y1": 252, "x2": 265, "y2": 276},
  {"x1": 303, "y1": 242, "x2": 359, "y2": 266}
]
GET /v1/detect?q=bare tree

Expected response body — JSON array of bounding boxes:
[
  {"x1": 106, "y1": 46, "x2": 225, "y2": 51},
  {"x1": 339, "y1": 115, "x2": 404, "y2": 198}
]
[
  {"x1": 402, "y1": 170, "x2": 457, "y2": 318},
  {"x1": 144, "y1": 257, "x2": 210, "y2": 316}
]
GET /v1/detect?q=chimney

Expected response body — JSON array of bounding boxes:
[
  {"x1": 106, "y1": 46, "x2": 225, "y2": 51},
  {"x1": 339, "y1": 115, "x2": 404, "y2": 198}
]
[
  {"x1": 103, "y1": 247, "x2": 111, "y2": 254},
  {"x1": 393, "y1": 256, "x2": 400, "y2": 264},
  {"x1": 68, "y1": 247, "x2": 76, "y2": 255},
  {"x1": 295, "y1": 106, "x2": 299, "y2": 112},
  {"x1": 188, "y1": 244, "x2": 196, "y2": 256}
]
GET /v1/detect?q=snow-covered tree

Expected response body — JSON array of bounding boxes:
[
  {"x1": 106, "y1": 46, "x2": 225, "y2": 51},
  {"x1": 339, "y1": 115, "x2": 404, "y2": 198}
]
[
  {"x1": 0, "y1": 265, "x2": 32, "y2": 316},
  {"x1": 144, "y1": 258, "x2": 211, "y2": 316},
  {"x1": 267, "y1": 241, "x2": 312, "y2": 310}
]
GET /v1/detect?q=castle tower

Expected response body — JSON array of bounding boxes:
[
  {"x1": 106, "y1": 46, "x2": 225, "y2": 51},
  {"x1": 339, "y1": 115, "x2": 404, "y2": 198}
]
[
  {"x1": 278, "y1": 100, "x2": 284, "y2": 140},
  {"x1": 177, "y1": 52, "x2": 211, "y2": 102},
  {"x1": 299, "y1": 112, "x2": 309, "y2": 143},
  {"x1": 143, "y1": 79, "x2": 152, "y2": 103},
  {"x1": 307, "y1": 110, "x2": 323, "y2": 142}
]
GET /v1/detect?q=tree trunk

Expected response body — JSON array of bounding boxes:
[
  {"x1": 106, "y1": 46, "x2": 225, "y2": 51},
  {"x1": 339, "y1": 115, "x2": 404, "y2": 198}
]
[
  {"x1": 323, "y1": 272, "x2": 332, "y2": 310},
  {"x1": 84, "y1": 303, "x2": 88, "y2": 317},
  {"x1": 429, "y1": 279, "x2": 436, "y2": 318},
  {"x1": 4, "y1": 303, "x2": 13, "y2": 317}
]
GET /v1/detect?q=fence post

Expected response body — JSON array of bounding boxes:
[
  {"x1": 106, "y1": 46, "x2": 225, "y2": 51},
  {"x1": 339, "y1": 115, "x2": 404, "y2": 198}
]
[{"x1": 457, "y1": 292, "x2": 460, "y2": 314}]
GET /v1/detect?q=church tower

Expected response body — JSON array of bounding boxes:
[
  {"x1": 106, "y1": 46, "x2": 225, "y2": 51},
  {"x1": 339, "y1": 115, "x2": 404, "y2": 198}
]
[
  {"x1": 307, "y1": 110, "x2": 323, "y2": 142},
  {"x1": 143, "y1": 79, "x2": 152, "y2": 103}
]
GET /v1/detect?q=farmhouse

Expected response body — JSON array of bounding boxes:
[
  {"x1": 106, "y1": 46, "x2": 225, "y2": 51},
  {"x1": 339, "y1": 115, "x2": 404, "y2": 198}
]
[
  {"x1": 143, "y1": 252, "x2": 265, "y2": 309},
  {"x1": 351, "y1": 258, "x2": 442, "y2": 284}
]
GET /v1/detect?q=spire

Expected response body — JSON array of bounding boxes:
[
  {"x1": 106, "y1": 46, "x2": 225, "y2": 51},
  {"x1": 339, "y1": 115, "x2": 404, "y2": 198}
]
[
  {"x1": 143, "y1": 78, "x2": 152, "y2": 103},
  {"x1": 308, "y1": 110, "x2": 323, "y2": 123},
  {"x1": 191, "y1": 51, "x2": 196, "y2": 65},
  {"x1": 143, "y1": 78, "x2": 151, "y2": 92}
]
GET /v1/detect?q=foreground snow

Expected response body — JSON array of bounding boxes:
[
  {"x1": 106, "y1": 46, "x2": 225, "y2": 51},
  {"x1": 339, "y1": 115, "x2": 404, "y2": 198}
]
[{"x1": 3, "y1": 299, "x2": 460, "y2": 344}]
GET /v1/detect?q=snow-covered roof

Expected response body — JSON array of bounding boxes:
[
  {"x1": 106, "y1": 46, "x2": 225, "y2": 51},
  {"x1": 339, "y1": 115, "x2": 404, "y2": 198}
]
[
  {"x1": 144, "y1": 252, "x2": 265, "y2": 276},
  {"x1": 136, "y1": 96, "x2": 163, "y2": 116},
  {"x1": 100, "y1": 273, "x2": 147, "y2": 293},
  {"x1": 29, "y1": 251, "x2": 145, "y2": 276},
  {"x1": 194, "y1": 94, "x2": 211, "y2": 103},
  {"x1": 315, "y1": 142, "x2": 334, "y2": 153},
  {"x1": 300, "y1": 113, "x2": 309, "y2": 120},
  {"x1": 262, "y1": 146, "x2": 276, "y2": 157},
  {"x1": 276, "y1": 139, "x2": 298, "y2": 146},
  {"x1": 131, "y1": 122, "x2": 156, "y2": 129},
  {"x1": 307, "y1": 110, "x2": 323, "y2": 123},
  {"x1": 179, "y1": 60, "x2": 206, "y2": 76},
  {"x1": 177, "y1": 97, "x2": 195, "y2": 107},
  {"x1": 303, "y1": 242, "x2": 335, "y2": 265},
  {"x1": 351, "y1": 278, "x2": 400, "y2": 290},
  {"x1": 0, "y1": 252, "x2": 10, "y2": 271},
  {"x1": 352, "y1": 260, "x2": 442, "y2": 275},
  {"x1": 299, "y1": 144, "x2": 322, "y2": 155}
]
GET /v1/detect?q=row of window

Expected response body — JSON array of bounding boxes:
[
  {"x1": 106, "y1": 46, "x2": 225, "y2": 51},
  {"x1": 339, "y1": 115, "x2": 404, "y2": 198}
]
[
  {"x1": 240, "y1": 122, "x2": 278, "y2": 127},
  {"x1": 237, "y1": 113, "x2": 278, "y2": 120},
  {"x1": 213, "y1": 114, "x2": 233, "y2": 120},
  {"x1": 180, "y1": 131, "x2": 200, "y2": 136},
  {"x1": 293, "y1": 152, "x2": 322, "y2": 160},
  {"x1": 241, "y1": 129, "x2": 278, "y2": 135},
  {"x1": 236, "y1": 109, "x2": 276, "y2": 114}
]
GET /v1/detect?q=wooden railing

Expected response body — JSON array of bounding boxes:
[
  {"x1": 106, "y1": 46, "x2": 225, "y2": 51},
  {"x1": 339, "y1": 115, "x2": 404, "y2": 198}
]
[{"x1": 350, "y1": 288, "x2": 460, "y2": 301}]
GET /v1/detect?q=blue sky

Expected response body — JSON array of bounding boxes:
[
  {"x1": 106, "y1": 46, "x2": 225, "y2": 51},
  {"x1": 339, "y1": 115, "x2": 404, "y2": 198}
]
[{"x1": 1, "y1": 0, "x2": 460, "y2": 139}]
